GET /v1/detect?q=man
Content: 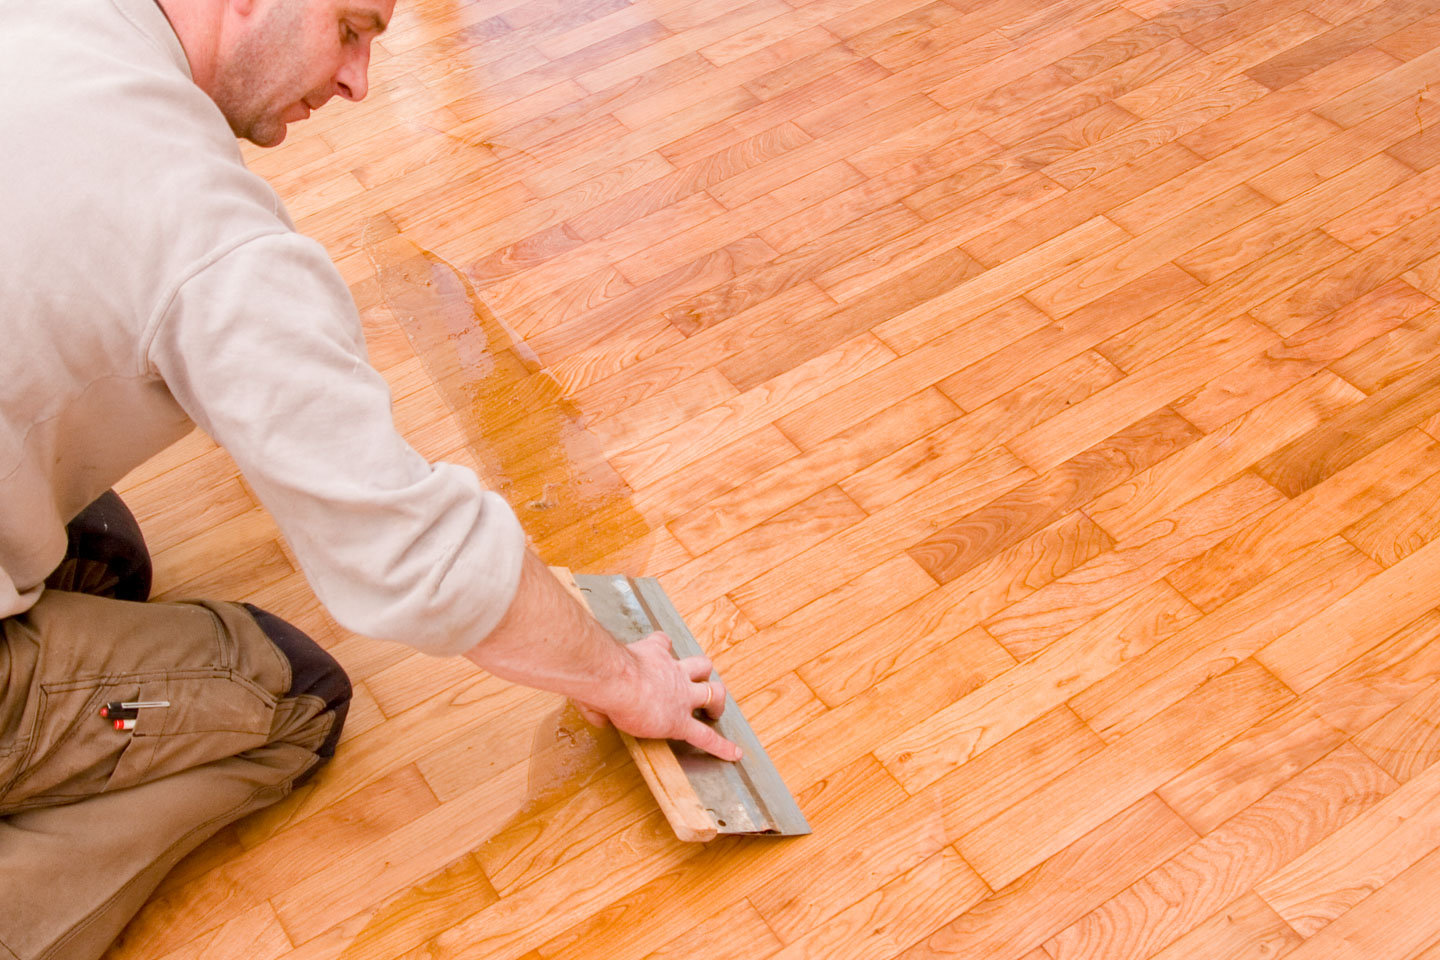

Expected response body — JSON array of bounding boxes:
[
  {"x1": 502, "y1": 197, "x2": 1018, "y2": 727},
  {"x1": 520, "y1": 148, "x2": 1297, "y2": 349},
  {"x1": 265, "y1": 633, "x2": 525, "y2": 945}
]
[{"x1": 0, "y1": 0, "x2": 740, "y2": 957}]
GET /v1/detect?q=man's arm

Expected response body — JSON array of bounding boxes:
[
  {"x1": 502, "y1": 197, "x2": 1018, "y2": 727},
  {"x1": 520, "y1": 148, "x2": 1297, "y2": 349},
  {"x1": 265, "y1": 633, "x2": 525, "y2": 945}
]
[
  {"x1": 463, "y1": 549, "x2": 743, "y2": 762},
  {"x1": 149, "y1": 235, "x2": 736, "y2": 756}
]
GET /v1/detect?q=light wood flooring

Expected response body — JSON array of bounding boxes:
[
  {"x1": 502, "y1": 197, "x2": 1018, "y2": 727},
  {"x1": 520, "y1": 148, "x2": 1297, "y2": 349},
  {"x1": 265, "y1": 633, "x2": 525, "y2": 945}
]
[{"x1": 106, "y1": 0, "x2": 1440, "y2": 957}]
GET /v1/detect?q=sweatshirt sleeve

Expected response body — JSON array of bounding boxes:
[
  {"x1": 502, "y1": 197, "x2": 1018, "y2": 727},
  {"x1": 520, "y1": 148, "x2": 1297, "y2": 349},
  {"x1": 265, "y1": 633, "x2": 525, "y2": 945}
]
[{"x1": 146, "y1": 230, "x2": 527, "y2": 656}]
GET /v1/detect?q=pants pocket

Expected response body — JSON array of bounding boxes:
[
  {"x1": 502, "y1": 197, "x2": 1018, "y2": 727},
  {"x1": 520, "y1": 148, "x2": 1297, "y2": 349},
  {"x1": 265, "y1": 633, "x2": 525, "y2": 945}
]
[
  {"x1": 3, "y1": 671, "x2": 277, "y2": 814},
  {"x1": 0, "y1": 594, "x2": 289, "y2": 815},
  {"x1": 107, "y1": 671, "x2": 279, "y2": 789}
]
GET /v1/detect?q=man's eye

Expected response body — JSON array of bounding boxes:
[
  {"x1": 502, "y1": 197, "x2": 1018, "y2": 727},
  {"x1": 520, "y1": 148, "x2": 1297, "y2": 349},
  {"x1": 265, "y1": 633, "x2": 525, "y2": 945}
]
[{"x1": 342, "y1": 23, "x2": 359, "y2": 43}]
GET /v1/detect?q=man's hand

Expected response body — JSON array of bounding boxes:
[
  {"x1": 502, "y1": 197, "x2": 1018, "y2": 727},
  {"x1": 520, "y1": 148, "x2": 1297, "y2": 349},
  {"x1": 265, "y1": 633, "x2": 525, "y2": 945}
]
[
  {"x1": 464, "y1": 550, "x2": 744, "y2": 764},
  {"x1": 573, "y1": 632, "x2": 744, "y2": 763}
]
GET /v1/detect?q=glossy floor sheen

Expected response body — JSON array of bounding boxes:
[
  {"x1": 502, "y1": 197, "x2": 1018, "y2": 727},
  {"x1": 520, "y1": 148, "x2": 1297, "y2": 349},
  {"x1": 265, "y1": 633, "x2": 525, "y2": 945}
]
[{"x1": 106, "y1": 0, "x2": 1440, "y2": 957}]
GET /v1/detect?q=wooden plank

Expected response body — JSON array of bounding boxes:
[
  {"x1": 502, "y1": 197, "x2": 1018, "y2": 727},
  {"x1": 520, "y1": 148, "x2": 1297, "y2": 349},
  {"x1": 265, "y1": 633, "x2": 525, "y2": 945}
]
[
  {"x1": 1039, "y1": 74, "x2": 1269, "y2": 191},
  {"x1": 660, "y1": 484, "x2": 868, "y2": 615},
  {"x1": 1254, "y1": 206, "x2": 1440, "y2": 337},
  {"x1": 667, "y1": 387, "x2": 959, "y2": 555},
  {"x1": 801, "y1": 511, "x2": 1111, "y2": 708},
  {"x1": 1114, "y1": 12, "x2": 1332, "y2": 115},
  {"x1": 1354, "y1": 679, "x2": 1440, "y2": 782},
  {"x1": 529, "y1": 756, "x2": 902, "y2": 960},
  {"x1": 767, "y1": 627, "x2": 1015, "y2": 792},
  {"x1": 1086, "y1": 372, "x2": 1363, "y2": 541},
  {"x1": 1105, "y1": 112, "x2": 1334, "y2": 237},
  {"x1": 757, "y1": 132, "x2": 1001, "y2": 251},
  {"x1": 1156, "y1": 700, "x2": 1352, "y2": 835},
  {"x1": 466, "y1": 757, "x2": 652, "y2": 897},
  {"x1": 896, "y1": 796, "x2": 1197, "y2": 960},
  {"x1": 956, "y1": 660, "x2": 1294, "y2": 891},
  {"x1": 1304, "y1": 609, "x2": 1440, "y2": 739},
  {"x1": 764, "y1": 849, "x2": 988, "y2": 960},
  {"x1": 927, "y1": 5, "x2": 1144, "y2": 110},
  {"x1": 1256, "y1": 756, "x2": 1440, "y2": 935},
  {"x1": 981, "y1": 474, "x2": 1283, "y2": 656},
  {"x1": 269, "y1": 756, "x2": 534, "y2": 945},
  {"x1": 877, "y1": 581, "x2": 1200, "y2": 794},
  {"x1": 717, "y1": 248, "x2": 987, "y2": 391},
  {"x1": 1026, "y1": 186, "x2": 1274, "y2": 321},
  {"x1": 607, "y1": 333, "x2": 894, "y2": 489},
  {"x1": 1254, "y1": 355, "x2": 1440, "y2": 496},
  {"x1": 143, "y1": 902, "x2": 292, "y2": 960},
  {"x1": 821, "y1": 168, "x2": 1065, "y2": 298},
  {"x1": 565, "y1": 124, "x2": 809, "y2": 242},
  {"x1": 1329, "y1": 304, "x2": 1440, "y2": 392},
  {"x1": 743, "y1": 785, "x2": 955, "y2": 942},
  {"x1": 1270, "y1": 844, "x2": 1440, "y2": 960},
  {"x1": 1178, "y1": 45, "x2": 1401, "y2": 159},
  {"x1": 727, "y1": 445, "x2": 1033, "y2": 627},
  {"x1": 382, "y1": 812, "x2": 697, "y2": 960},
  {"x1": 1013, "y1": 316, "x2": 1272, "y2": 474},
  {"x1": 1256, "y1": 535, "x2": 1440, "y2": 692},
  {"x1": 569, "y1": 280, "x2": 826, "y2": 421},
  {"x1": 641, "y1": 900, "x2": 783, "y2": 960},
  {"x1": 1245, "y1": 0, "x2": 1440, "y2": 89},
  {"x1": 1325, "y1": 162, "x2": 1440, "y2": 249},
  {"x1": 909, "y1": 408, "x2": 1200, "y2": 586},
  {"x1": 770, "y1": 292, "x2": 1048, "y2": 448},
  {"x1": 116, "y1": 765, "x2": 442, "y2": 957},
  {"x1": 712, "y1": 553, "x2": 938, "y2": 701},
  {"x1": 1174, "y1": 281, "x2": 1430, "y2": 432},
  {"x1": 1343, "y1": 460, "x2": 1440, "y2": 565},
  {"x1": 1173, "y1": 153, "x2": 1412, "y2": 285},
  {"x1": 873, "y1": 216, "x2": 1131, "y2": 355},
  {"x1": 660, "y1": 203, "x2": 923, "y2": 337},
  {"x1": 1099, "y1": 231, "x2": 1347, "y2": 373},
  {"x1": 845, "y1": 349, "x2": 1122, "y2": 512},
  {"x1": 1045, "y1": 745, "x2": 1394, "y2": 960},
  {"x1": 931, "y1": 706, "x2": 1106, "y2": 840},
  {"x1": 938, "y1": 265, "x2": 1201, "y2": 412},
  {"x1": 1169, "y1": 428, "x2": 1440, "y2": 611},
  {"x1": 1135, "y1": 893, "x2": 1304, "y2": 960},
  {"x1": 1070, "y1": 536, "x2": 1379, "y2": 742},
  {"x1": 1183, "y1": 0, "x2": 1328, "y2": 50},
  {"x1": 961, "y1": 141, "x2": 1201, "y2": 267},
  {"x1": 1376, "y1": 8, "x2": 1440, "y2": 58}
]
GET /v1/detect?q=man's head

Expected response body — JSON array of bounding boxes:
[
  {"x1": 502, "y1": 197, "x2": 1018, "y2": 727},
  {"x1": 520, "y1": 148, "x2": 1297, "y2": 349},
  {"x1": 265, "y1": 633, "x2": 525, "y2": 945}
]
[{"x1": 164, "y1": 0, "x2": 394, "y2": 147}]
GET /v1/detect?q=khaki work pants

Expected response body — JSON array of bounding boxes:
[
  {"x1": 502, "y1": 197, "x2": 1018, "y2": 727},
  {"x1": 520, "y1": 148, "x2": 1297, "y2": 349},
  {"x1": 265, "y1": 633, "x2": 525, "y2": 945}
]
[{"x1": 0, "y1": 496, "x2": 348, "y2": 960}]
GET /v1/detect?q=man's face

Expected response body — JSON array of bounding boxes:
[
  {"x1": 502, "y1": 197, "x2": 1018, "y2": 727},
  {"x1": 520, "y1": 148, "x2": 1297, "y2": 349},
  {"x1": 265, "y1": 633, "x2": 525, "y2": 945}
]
[{"x1": 210, "y1": 0, "x2": 394, "y2": 147}]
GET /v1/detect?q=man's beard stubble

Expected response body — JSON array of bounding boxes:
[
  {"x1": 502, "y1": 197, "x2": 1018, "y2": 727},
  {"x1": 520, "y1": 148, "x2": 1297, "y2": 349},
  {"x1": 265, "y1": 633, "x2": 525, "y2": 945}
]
[{"x1": 209, "y1": 0, "x2": 313, "y2": 147}]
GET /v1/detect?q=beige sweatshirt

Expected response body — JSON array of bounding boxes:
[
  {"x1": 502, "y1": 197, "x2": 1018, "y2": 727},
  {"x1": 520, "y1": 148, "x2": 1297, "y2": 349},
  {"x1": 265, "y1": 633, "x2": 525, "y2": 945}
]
[{"x1": 0, "y1": 0, "x2": 526, "y2": 654}]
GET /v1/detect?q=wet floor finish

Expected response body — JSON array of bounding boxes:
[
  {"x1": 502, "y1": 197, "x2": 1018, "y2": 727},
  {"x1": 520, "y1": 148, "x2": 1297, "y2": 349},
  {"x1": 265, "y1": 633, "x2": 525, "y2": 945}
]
[{"x1": 362, "y1": 215, "x2": 653, "y2": 572}]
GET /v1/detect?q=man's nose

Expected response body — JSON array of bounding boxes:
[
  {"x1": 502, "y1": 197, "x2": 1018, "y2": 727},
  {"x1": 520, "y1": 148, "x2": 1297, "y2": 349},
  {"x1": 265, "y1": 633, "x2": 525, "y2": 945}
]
[{"x1": 335, "y1": 48, "x2": 372, "y2": 102}]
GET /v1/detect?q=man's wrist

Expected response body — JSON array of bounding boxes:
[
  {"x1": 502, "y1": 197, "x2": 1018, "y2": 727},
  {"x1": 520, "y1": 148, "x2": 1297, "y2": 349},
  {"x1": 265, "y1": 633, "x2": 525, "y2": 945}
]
[{"x1": 577, "y1": 626, "x2": 640, "y2": 714}]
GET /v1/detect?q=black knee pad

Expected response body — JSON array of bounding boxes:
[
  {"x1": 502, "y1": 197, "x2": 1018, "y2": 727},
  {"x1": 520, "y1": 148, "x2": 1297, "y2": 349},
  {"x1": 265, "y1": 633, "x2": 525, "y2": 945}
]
[
  {"x1": 51, "y1": 490, "x2": 153, "y2": 601},
  {"x1": 241, "y1": 604, "x2": 352, "y2": 776}
]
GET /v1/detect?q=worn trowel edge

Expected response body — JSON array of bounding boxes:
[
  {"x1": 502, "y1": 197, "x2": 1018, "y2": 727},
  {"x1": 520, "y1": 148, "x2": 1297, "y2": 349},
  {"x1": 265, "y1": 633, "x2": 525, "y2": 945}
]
[{"x1": 568, "y1": 572, "x2": 811, "y2": 842}]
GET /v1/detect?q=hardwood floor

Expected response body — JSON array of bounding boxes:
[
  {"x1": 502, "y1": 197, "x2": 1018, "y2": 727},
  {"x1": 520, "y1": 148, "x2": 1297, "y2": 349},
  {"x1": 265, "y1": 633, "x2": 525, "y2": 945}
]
[{"x1": 105, "y1": 0, "x2": 1440, "y2": 956}]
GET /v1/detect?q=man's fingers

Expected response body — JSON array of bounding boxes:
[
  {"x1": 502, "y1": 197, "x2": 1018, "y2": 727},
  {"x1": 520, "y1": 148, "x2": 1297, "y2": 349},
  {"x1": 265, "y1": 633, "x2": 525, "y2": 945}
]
[
  {"x1": 691, "y1": 677, "x2": 727, "y2": 719},
  {"x1": 684, "y1": 718, "x2": 743, "y2": 762},
  {"x1": 679, "y1": 654, "x2": 714, "y2": 681},
  {"x1": 638, "y1": 631, "x2": 674, "y2": 655},
  {"x1": 572, "y1": 700, "x2": 610, "y2": 728}
]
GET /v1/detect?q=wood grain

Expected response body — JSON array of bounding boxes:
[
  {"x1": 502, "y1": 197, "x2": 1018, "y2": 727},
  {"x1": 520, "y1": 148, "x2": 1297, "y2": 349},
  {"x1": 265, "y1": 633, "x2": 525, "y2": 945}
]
[
  {"x1": 955, "y1": 660, "x2": 1294, "y2": 891},
  {"x1": 1046, "y1": 744, "x2": 1393, "y2": 960},
  {"x1": 878, "y1": 581, "x2": 1201, "y2": 794},
  {"x1": 908, "y1": 408, "x2": 1200, "y2": 585}
]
